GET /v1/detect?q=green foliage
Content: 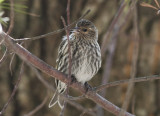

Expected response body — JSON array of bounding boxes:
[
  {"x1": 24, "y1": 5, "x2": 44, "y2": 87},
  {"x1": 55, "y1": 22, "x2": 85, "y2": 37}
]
[{"x1": 0, "y1": 0, "x2": 5, "y2": 3}]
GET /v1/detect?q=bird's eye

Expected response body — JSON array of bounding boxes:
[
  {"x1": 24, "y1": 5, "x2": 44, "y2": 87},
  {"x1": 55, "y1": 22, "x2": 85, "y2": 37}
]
[{"x1": 82, "y1": 28, "x2": 87, "y2": 32}]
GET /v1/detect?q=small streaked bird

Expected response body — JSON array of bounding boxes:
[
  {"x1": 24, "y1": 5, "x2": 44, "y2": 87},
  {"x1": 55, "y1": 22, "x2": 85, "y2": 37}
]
[{"x1": 49, "y1": 19, "x2": 101, "y2": 109}]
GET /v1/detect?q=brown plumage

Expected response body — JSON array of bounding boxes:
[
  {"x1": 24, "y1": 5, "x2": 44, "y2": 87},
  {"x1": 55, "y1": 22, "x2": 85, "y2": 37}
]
[{"x1": 49, "y1": 19, "x2": 101, "y2": 108}]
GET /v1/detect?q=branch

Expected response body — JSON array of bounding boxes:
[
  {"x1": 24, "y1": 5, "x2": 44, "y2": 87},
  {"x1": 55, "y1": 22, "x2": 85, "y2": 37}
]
[
  {"x1": 24, "y1": 95, "x2": 48, "y2": 116},
  {"x1": 120, "y1": 1, "x2": 139, "y2": 115},
  {"x1": 60, "y1": 0, "x2": 71, "y2": 115},
  {"x1": 13, "y1": 10, "x2": 90, "y2": 42},
  {"x1": 7, "y1": 0, "x2": 14, "y2": 34},
  {"x1": 0, "y1": 62, "x2": 24, "y2": 116},
  {"x1": 0, "y1": 30, "x2": 134, "y2": 116},
  {"x1": 95, "y1": 75, "x2": 160, "y2": 92},
  {"x1": 101, "y1": 0, "x2": 126, "y2": 57},
  {"x1": 30, "y1": 65, "x2": 95, "y2": 116},
  {"x1": 0, "y1": 47, "x2": 8, "y2": 66}
]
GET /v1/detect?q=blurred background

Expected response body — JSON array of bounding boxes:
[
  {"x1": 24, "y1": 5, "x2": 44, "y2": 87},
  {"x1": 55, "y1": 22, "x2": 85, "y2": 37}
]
[{"x1": 1, "y1": 0, "x2": 160, "y2": 116}]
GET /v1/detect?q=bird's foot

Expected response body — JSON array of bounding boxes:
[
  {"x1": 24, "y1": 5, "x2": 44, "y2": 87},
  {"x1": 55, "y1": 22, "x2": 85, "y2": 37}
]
[
  {"x1": 84, "y1": 82, "x2": 92, "y2": 93},
  {"x1": 71, "y1": 75, "x2": 77, "y2": 84}
]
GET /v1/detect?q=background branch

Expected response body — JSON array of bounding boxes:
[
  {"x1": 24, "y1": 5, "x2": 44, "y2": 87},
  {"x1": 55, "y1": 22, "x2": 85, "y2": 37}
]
[
  {"x1": 13, "y1": 10, "x2": 90, "y2": 42},
  {"x1": 24, "y1": 95, "x2": 48, "y2": 116},
  {"x1": 0, "y1": 61, "x2": 24, "y2": 116},
  {"x1": 0, "y1": 26, "x2": 134, "y2": 116},
  {"x1": 120, "y1": 1, "x2": 139, "y2": 115},
  {"x1": 7, "y1": 0, "x2": 14, "y2": 34},
  {"x1": 96, "y1": 75, "x2": 160, "y2": 92}
]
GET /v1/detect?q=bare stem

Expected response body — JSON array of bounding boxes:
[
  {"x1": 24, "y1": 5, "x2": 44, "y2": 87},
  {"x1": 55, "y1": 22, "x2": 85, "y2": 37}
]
[
  {"x1": 95, "y1": 75, "x2": 160, "y2": 92},
  {"x1": 24, "y1": 95, "x2": 48, "y2": 116},
  {"x1": 101, "y1": 0, "x2": 126, "y2": 57},
  {"x1": 60, "y1": 1, "x2": 71, "y2": 115},
  {"x1": 7, "y1": 0, "x2": 14, "y2": 34},
  {"x1": 0, "y1": 47, "x2": 8, "y2": 65},
  {"x1": 0, "y1": 62, "x2": 24, "y2": 116},
  {"x1": 0, "y1": 30, "x2": 134, "y2": 116},
  {"x1": 119, "y1": 1, "x2": 139, "y2": 115},
  {"x1": 13, "y1": 10, "x2": 90, "y2": 42}
]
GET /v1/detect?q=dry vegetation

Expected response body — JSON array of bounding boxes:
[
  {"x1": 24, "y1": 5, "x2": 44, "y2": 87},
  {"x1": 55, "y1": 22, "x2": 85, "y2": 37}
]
[{"x1": 0, "y1": 0, "x2": 160, "y2": 116}]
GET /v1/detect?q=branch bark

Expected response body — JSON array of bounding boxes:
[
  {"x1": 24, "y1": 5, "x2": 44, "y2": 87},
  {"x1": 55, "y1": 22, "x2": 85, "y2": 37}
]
[
  {"x1": 0, "y1": 28, "x2": 134, "y2": 116},
  {"x1": 0, "y1": 29, "x2": 134, "y2": 116}
]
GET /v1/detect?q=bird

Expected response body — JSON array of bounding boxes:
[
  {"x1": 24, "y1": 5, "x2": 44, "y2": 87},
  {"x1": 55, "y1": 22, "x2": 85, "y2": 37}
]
[{"x1": 48, "y1": 19, "x2": 101, "y2": 109}]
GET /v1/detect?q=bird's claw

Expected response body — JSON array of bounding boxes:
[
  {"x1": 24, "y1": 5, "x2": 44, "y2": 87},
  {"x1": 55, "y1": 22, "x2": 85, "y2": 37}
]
[
  {"x1": 71, "y1": 75, "x2": 77, "y2": 84},
  {"x1": 84, "y1": 82, "x2": 92, "y2": 93}
]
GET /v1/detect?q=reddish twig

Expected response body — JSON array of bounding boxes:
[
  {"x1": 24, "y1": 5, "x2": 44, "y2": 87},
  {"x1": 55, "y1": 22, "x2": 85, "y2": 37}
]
[
  {"x1": 24, "y1": 95, "x2": 48, "y2": 116},
  {"x1": 0, "y1": 61, "x2": 24, "y2": 116},
  {"x1": 0, "y1": 29, "x2": 134, "y2": 116},
  {"x1": 7, "y1": 0, "x2": 14, "y2": 34}
]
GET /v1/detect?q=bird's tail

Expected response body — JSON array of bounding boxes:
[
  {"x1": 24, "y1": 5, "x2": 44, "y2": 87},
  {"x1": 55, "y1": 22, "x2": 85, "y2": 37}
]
[{"x1": 48, "y1": 90, "x2": 64, "y2": 109}]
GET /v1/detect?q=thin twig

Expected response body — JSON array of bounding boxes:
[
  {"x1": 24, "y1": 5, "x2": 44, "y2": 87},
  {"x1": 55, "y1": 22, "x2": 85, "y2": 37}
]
[
  {"x1": 66, "y1": 0, "x2": 71, "y2": 80},
  {"x1": 0, "y1": 62, "x2": 24, "y2": 116},
  {"x1": 0, "y1": 47, "x2": 8, "y2": 65},
  {"x1": 80, "y1": 108, "x2": 96, "y2": 116},
  {"x1": 30, "y1": 65, "x2": 55, "y2": 91},
  {"x1": 60, "y1": 0, "x2": 71, "y2": 115},
  {"x1": 66, "y1": 99, "x2": 96, "y2": 116},
  {"x1": 96, "y1": 1, "x2": 133, "y2": 115},
  {"x1": 24, "y1": 95, "x2": 48, "y2": 116},
  {"x1": 119, "y1": 1, "x2": 139, "y2": 115},
  {"x1": 95, "y1": 75, "x2": 160, "y2": 92},
  {"x1": 101, "y1": 0, "x2": 126, "y2": 57},
  {"x1": 28, "y1": 64, "x2": 89, "y2": 115},
  {"x1": 131, "y1": 96, "x2": 136, "y2": 115},
  {"x1": 0, "y1": 30, "x2": 134, "y2": 116},
  {"x1": 67, "y1": 0, "x2": 71, "y2": 26},
  {"x1": 9, "y1": 53, "x2": 15, "y2": 75},
  {"x1": 60, "y1": 17, "x2": 68, "y2": 116},
  {"x1": 13, "y1": 10, "x2": 90, "y2": 42},
  {"x1": 29, "y1": 63, "x2": 84, "y2": 101},
  {"x1": 7, "y1": 0, "x2": 14, "y2": 34},
  {"x1": 66, "y1": 95, "x2": 85, "y2": 101}
]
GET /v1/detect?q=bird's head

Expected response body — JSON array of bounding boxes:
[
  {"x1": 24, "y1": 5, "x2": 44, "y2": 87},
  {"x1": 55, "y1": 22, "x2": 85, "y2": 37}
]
[{"x1": 71, "y1": 19, "x2": 98, "y2": 40}]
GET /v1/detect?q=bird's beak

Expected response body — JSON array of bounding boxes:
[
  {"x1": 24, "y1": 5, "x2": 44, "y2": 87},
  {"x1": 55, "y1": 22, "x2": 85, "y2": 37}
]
[{"x1": 70, "y1": 27, "x2": 80, "y2": 33}]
